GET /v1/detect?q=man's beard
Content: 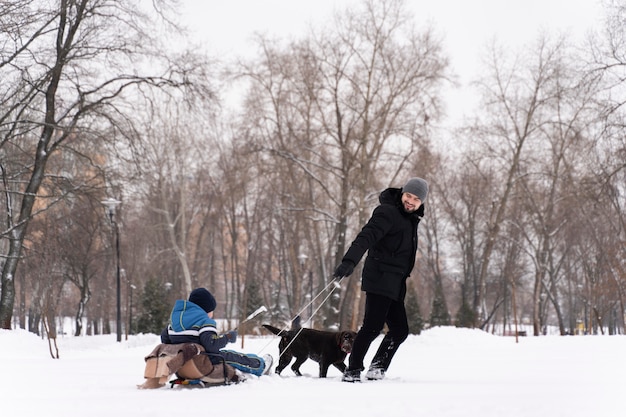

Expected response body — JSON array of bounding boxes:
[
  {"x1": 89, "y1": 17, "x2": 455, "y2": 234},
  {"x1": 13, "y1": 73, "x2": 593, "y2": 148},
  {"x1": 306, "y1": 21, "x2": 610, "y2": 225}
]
[{"x1": 402, "y1": 202, "x2": 417, "y2": 213}]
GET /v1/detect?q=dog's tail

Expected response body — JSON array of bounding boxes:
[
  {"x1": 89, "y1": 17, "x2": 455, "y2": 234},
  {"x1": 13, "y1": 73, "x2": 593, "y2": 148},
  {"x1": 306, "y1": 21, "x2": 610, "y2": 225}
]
[{"x1": 262, "y1": 324, "x2": 289, "y2": 337}]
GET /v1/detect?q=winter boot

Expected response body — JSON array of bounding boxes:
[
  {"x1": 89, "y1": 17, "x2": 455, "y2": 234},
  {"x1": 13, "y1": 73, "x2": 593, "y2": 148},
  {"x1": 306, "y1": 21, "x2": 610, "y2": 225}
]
[
  {"x1": 262, "y1": 354, "x2": 274, "y2": 375},
  {"x1": 342, "y1": 368, "x2": 362, "y2": 383},
  {"x1": 365, "y1": 367, "x2": 385, "y2": 380}
]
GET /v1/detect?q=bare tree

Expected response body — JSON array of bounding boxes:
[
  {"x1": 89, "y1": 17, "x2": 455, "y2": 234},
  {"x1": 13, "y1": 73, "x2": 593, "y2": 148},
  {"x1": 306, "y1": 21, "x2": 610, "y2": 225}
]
[
  {"x1": 585, "y1": 0, "x2": 626, "y2": 332},
  {"x1": 0, "y1": 0, "x2": 199, "y2": 329},
  {"x1": 460, "y1": 35, "x2": 588, "y2": 333},
  {"x1": 238, "y1": 0, "x2": 448, "y2": 329}
]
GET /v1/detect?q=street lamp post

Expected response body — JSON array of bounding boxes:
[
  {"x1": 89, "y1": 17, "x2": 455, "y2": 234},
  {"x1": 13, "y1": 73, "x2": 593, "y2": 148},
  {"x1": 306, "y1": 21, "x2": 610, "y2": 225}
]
[
  {"x1": 129, "y1": 283, "x2": 136, "y2": 339},
  {"x1": 297, "y1": 253, "x2": 313, "y2": 325},
  {"x1": 308, "y1": 269, "x2": 313, "y2": 325},
  {"x1": 102, "y1": 197, "x2": 122, "y2": 343}
]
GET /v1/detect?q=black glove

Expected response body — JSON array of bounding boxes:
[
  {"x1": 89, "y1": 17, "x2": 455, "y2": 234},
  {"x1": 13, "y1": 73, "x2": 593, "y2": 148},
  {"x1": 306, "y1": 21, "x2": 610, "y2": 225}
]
[
  {"x1": 225, "y1": 330, "x2": 237, "y2": 343},
  {"x1": 333, "y1": 260, "x2": 355, "y2": 280}
]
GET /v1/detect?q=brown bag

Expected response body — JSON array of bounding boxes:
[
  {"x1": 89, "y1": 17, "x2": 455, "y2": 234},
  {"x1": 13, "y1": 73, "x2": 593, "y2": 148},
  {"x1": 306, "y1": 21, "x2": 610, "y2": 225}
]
[
  {"x1": 138, "y1": 343, "x2": 238, "y2": 389},
  {"x1": 177, "y1": 353, "x2": 239, "y2": 386}
]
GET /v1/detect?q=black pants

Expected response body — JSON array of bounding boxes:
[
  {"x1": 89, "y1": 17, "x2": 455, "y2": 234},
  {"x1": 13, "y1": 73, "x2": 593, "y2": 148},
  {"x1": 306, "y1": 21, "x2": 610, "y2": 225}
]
[{"x1": 347, "y1": 292, "x2": 409, "y2": 372}]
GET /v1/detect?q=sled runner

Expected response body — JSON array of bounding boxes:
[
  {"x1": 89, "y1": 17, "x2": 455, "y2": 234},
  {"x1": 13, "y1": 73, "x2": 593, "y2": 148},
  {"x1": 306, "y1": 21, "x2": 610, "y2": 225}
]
[
  {"x1": 138, "y1": 342, "x2": 240, "y2": 389},
  {"x1": 168, "y1": 372, "x2": 242, "y2": 389}
]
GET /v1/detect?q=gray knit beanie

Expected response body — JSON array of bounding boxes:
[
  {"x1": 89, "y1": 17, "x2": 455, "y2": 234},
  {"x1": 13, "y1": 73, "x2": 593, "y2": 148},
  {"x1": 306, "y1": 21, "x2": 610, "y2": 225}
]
[{"x1": 402, "y1": 177, "x2": 429, "y2": 202}]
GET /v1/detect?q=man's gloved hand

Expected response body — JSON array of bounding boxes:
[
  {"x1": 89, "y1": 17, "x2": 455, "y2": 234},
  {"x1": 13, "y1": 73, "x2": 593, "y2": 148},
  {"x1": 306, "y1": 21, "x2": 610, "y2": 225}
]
[
  {"x1": 225, "y1": 330, "x2": 237, "y2": 343},
  {"x1": 333, "y1": 260, "x2": 355, "y2": 280}
]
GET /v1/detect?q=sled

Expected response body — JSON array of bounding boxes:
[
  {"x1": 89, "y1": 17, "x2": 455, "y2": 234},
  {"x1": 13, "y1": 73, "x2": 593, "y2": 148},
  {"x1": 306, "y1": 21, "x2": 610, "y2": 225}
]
[
  {"x1": 168, "y1": 371, "x2": 242, "y2": 389},
  {"x1": 138, "y1": 343, "x2": 239, "y2": 389}
]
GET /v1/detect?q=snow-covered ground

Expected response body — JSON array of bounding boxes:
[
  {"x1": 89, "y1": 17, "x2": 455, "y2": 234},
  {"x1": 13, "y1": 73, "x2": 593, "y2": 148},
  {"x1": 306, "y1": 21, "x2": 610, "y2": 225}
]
[{"x1": 1, "y1": 326, "x2": 622, "y2": 417}]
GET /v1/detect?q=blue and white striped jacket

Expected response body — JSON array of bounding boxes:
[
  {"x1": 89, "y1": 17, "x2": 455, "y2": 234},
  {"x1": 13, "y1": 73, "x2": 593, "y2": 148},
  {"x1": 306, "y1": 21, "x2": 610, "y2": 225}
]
[{"x1": 160, "y1": 299, "x2": 228, "y2": 354}]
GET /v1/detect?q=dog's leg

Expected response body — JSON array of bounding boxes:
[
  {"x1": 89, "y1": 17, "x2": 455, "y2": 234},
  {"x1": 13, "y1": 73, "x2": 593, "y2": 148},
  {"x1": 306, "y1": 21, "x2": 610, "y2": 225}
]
[
  {"x1": 333, "y1": 361, "x2": 347, "y2": 373},
  {"x1": 319, "y1": 362, "x2": 331, "y2": 378},
  {"x1": 291, "y1": 356, "x2": 307, "y2": 376},
  {"x1": 275, "y1": 352, "x2": 292, "y2": 375}
]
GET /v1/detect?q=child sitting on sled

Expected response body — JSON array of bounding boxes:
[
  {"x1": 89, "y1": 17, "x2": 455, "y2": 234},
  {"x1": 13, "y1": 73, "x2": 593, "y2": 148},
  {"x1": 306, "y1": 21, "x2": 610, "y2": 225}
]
[{"x1": 160, "y1": 287, "x2": 273, "y2": 377}]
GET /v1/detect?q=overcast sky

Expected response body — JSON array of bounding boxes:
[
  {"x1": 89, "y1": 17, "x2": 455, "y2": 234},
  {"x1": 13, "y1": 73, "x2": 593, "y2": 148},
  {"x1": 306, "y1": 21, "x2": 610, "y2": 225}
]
[
  {"x1": 179, "y1": 0, "x2": 605, "y2": 123},
  {"x1": 180, "y1": 0, "x2": 603, "y2": 63}
]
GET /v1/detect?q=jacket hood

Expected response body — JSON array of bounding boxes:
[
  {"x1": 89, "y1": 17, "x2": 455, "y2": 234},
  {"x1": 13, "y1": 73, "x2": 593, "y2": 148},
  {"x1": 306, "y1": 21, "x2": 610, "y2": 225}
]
[
  {"x1": 379, "y1": 187, "x2": 425, "y2": 218},
  {"x1": 169, "y1": 299, "x2": 217, "y2": 332}
]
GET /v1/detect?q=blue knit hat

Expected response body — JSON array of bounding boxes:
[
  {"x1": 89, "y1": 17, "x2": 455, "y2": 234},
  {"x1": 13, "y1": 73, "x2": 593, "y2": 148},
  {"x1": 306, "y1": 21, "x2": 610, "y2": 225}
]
[{"x1": 189, "y1": 288, "x2": 217, "y2": 313}]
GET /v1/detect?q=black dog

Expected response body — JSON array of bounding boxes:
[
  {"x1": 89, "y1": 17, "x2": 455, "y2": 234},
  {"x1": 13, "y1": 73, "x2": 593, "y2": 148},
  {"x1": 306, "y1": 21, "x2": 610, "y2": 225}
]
[{"x1": 263, "y1": 324, "x2": 357, "y2": 378}]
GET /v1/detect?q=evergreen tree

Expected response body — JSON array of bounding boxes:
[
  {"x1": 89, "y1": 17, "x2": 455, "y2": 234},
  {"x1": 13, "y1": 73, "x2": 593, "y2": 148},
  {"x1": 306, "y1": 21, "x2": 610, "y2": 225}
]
[
  {"x1": 239, "y1": 279, "x2": 267, "y2": 333},
  {"x1": 455, "y1": 299, "x2": 477, "y2": 328},
  {"x1": 405, "y1": 283, "x2": 424, "y2": 334},
  {"x1": 455, "y1": 284, "x2": 477, "y2": 328},
  {"x1": 136, "y1": 278, "x2": 171, "y2": 335},
  {"x1": 429, "y1": 284, "x2": 451, "y2": 327},
  {"x1": 245, "y1": 279, "x2": 264, "y2": 316}
]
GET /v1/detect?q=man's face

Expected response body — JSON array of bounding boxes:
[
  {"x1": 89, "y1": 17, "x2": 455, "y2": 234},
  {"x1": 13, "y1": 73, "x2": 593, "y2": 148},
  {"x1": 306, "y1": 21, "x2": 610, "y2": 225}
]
[{"x1": 401, "y1": 192, "x2": 422, "y2": 213}]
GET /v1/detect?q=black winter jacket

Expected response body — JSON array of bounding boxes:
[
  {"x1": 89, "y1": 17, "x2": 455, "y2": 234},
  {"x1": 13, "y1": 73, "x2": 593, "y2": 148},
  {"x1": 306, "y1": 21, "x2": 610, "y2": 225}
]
[{"x1": 342, "y1": 187, "x2": 423, "y2": 301}]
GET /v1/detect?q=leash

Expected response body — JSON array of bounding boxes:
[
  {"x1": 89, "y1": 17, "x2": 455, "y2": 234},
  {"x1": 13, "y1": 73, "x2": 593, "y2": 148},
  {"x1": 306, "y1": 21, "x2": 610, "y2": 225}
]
[
  {"x1": 258, "y1": 277, "x2": 343, "y2": 359},
  {"x1": 298, "y1": 278, "x2": 342, "y2": 327}
]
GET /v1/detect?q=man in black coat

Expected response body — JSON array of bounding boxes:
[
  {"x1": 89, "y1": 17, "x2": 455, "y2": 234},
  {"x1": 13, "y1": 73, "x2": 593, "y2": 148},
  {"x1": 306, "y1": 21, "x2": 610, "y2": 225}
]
[{"x1": 333, "y1": 177, "x2": 428, "y2": 382}]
